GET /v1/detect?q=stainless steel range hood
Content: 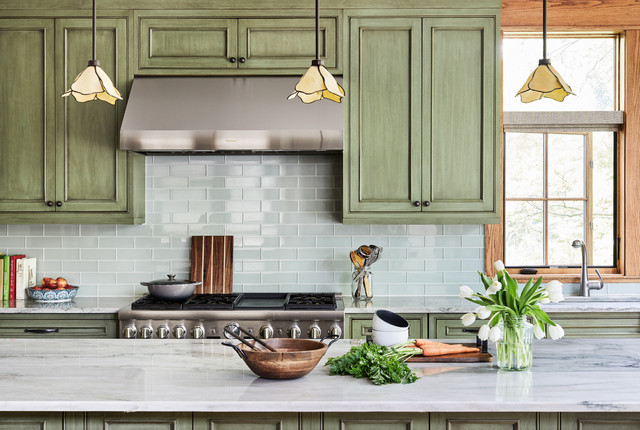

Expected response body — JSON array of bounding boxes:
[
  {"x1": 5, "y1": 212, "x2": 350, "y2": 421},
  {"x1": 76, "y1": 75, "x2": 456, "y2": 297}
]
[{"x1": 120, "y1": 77, "x2": 343, "y2": 153}]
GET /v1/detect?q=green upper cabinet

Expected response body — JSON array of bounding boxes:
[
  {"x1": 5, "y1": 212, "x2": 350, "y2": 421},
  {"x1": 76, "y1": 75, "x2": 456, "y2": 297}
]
[
  {"x1": 343, "y1": 13, "x2": 500, "y2": 224},
  {"x1": 0, "y1": 16, "x2": 144, "y2": 224},
  {"x1": 135, "y1": 12, "x2": 341, "y2": 75}
]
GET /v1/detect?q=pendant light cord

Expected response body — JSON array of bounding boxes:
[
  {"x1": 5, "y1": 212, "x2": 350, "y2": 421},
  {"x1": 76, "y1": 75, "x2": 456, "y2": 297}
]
[
  {"x1": 315, "y1": 0, "x2": 319, "y2": 60},
  {"x1": 92, "y1": 0, "x2": 97, "y2": 61},
  {"x1": 542, "y1": 0, "x2": 547, "y2": 60}
]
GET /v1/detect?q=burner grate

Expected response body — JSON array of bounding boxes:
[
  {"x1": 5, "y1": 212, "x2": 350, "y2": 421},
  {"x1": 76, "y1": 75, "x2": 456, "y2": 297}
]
[
  {"x1": 183, "y1": 294, "x2": 239, "y2": 310},
  {"x1": 131, "y1": 295, "x2": 184, "y2": 310},
  {"x1": 286, "y1": 293, "x2": 337, "y2": 310}
]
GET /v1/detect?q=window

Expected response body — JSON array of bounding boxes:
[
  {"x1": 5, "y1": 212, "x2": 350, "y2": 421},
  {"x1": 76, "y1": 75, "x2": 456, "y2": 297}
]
[{"x1": 500, "y1": 33, "x2": 622, "y2": 272}]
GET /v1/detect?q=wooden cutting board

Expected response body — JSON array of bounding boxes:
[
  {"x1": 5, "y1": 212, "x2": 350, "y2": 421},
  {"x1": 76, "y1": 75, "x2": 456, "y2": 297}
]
[
  {"x1": 406, "y1": 344, "x2": 492, "y2": 363},
  {"x1": 190, "y1": 236, "x2": 233, "y2": 294}
]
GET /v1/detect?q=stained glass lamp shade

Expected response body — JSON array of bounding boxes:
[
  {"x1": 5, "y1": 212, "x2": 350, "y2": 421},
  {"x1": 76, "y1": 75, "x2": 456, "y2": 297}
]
[
  {"x1": 288, "y1": 0, "x2": 344, "y2": 103},
  {"x1": 61, "y1": 0, "x2": 122, "y2": 105},
  {"x1": 516, "y1": 0, "x2": 574, "y2": 103}
]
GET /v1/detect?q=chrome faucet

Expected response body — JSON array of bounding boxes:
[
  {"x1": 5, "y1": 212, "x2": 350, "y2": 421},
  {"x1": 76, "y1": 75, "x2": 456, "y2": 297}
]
[{"x1": 571, "y1": 240, "x2": 604, "y2": 296}]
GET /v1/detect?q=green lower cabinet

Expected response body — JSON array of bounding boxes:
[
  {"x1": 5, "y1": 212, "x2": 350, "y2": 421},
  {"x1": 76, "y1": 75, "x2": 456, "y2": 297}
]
[
  {"x1": 428, "y1": 313, "x2": 481, "y2": 339},
  {"x1": 85, "y1": 412, "x2": 192, "y2": 430},
  {"x1": 430, "y1": 412, "x2": 537, "y2": 430},
  {"x1": 0, "y1": 412, "x2": 62, "y2": 430},
  {"x1": 346, "y1": 314, "x2": 426, "y2": 339},
  {"x1": 0, "y1": 314, "x2": 118, "y2": 338},
  {"x1": 194, "y1": 412, "x2": 299, "y2": 430},
  {"x1": 323, "y1": 412, "x2": 428, "y2": 430},
  {"x1": 560, "y1": 412, "x2": 640, "y2": 430},
  {"x1": 546, "y1": 312, "x2": 640, "y2": 338}
]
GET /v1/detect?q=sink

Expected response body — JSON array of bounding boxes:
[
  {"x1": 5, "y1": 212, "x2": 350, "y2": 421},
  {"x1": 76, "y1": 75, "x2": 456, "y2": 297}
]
[{"x1": 557, "y1": 295, "x2": 640, "y2": 302}]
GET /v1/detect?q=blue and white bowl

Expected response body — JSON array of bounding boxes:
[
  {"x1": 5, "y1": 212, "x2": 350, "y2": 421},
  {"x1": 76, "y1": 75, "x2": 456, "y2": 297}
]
[{"x1": 27, "y1": 286, "x2": 79, "y2": 302}]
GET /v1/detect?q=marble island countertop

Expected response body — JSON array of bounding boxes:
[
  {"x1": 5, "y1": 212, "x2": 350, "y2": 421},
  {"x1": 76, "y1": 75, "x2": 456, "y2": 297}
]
[{"x1": 0, "y1": 337, "x2": 638, "y2": 413}]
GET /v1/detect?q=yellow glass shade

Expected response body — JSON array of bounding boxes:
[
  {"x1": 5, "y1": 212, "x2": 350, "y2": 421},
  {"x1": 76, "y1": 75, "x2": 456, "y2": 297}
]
[
  {"x1": 61, "y1": 64, "x2": 122, "y2": 105},
  {"x1": 516, "y1": 62, "x2": 574, "y2": 103},
  {"x1": 288, "y1": 63, "x2": 345, "y2": 104}
]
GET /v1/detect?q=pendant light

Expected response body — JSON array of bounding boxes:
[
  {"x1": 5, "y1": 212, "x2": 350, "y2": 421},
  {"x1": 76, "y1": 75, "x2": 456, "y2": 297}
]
[
  {"x1": 288, "y1": 0, "x2": 344, "y2": 103},
  {"x1": 516, "y1": 0, "x2": 574, "y2": 103},
  {"x1": 61, "y1": 0, "x2": 122, "y2": 105}
]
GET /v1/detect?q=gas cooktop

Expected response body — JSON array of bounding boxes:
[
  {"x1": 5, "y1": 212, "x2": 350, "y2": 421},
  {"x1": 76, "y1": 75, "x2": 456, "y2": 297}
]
[{"x1": 131, "y1": 292, "x2": 338, "y2": 311}]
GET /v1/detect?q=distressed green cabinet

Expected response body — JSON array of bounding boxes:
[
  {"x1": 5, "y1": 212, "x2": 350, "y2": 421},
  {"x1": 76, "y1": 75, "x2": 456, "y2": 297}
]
[
  {"x1": 82, "y1": 412, "x2": 192, "y2": 430},
  {"x1": 323, "y1": 413, "x2": 428, "y2": 430},
  {"x1": 560, "y1": 412, "x2": 640, "y2": 430},
  {"x1": 135, "y1": 12, "x2": 341, "y2": 74},
  {"x1": 343, "y1": 13, "x2": 500, "y2": 224},
  {"x1": 194, "y1": 412, "x2": 299, "y2": 430},
  {"x1": 346, "y1": 313, "x2": 426, "y2": 339},
  {"x1": 430, "y1": 413, "x2": 537, "y2": 430},
  {"x1": 0, "y1": 17, "x2": 144, "y2": 224},
  {"x1": 0, "y1": 313, "x2": 118, "y2": 338},
  {"x1": 0, "y1": 413, "x2": 63, "y2": 430}
]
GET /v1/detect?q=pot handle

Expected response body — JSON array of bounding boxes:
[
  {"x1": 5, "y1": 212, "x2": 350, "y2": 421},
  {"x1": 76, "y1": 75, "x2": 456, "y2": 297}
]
[
  {"x1": 320, "y1": 334, "x2": 340, "y2": 348},
  {"x1": 222, "y1": 342, "x2": 247, "y2": 361}
]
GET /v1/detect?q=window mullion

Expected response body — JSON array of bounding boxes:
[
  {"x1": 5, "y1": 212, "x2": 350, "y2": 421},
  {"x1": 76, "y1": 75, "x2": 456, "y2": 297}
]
[
  {"x1": 585, "y1": 133, "x2": 594, "y2": 266},
  {"x1": 544, "y1": 133, "x2": 549, "y2": 266}
]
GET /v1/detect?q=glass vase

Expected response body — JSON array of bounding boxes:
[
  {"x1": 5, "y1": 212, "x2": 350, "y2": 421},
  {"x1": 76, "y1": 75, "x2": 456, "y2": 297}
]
[
  {"x1": 351, "y1": 267, "x2": 373, "y2": 301},
  {"x1": 496, "y1": 315, "x2": 533, "y2": 371}
]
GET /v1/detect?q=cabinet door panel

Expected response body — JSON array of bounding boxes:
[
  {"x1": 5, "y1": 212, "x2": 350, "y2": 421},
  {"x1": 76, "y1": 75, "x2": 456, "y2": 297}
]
[
  {"x1": 431, "y1": 413, "x2": 536, "y2": 430},
  {"x1": 0, "y1": 412, "x2": 62, "y2": 430},
  {"x1": 423, "y1": 17, "x2": 497, "y2": 213},
  {"x1": 348, "y1": 18, "x2": 422, "y2": 213},
  {"x1": 324, "y1": 413, "x2": 428, "y2": 430},
  {"x1": 238, "y1": 17, "x2": 338, "y2": 70},
  {"x1": 194, "y1": 412, "x2": 299, "y2": 430},
  {"x1": 561, "y1": 413, "x2": 640, "y2": 430},
  {"x1": 56, "y1": 18, "x2": 128, "y2": 212},
  {"x1": 137, "y1": 17, "x2": 237, "y2": 70},
  {"x1": 0, "y1": 19, "x2": 55, "y2": 212},
  {"x1": 87, "y1": 412, "x2": 191, "y2": 430}
]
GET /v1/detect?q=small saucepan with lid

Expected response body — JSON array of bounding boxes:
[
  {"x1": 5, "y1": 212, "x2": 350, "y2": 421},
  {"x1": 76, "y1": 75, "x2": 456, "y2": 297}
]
[{"x1": 140, "y1": 274, "x2": 201, "y2": 300}]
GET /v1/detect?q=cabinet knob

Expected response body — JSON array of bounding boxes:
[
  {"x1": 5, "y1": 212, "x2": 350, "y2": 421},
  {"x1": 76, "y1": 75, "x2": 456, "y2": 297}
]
[
  {"x1": 56, "y1": 201, "x2": 62, "y2": 207},
  {"x1": 423, "y1": 201, "x2": 431, "y2": 207},
  {"x1": 413, "y1": 201, "x2": 421, "y2": 207},
  {"x1": 46, "y1": 201, "x2": 54, "y2": 207},
  {"x1": 239, "y1": 57, "x2": 246, "y2": 63},
  {"x1": 229, "y1": 57, "x2": 236, "y2": 63}
]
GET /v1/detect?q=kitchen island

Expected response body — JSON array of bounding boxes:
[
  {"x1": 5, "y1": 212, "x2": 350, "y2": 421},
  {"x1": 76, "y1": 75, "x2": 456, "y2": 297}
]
[{"x1": 0, "y1": 337, "x2": 639, "y2": 429}]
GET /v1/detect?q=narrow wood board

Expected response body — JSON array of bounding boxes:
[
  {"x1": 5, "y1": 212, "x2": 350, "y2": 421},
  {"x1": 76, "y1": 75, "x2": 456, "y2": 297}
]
[
  {"x1": 190, "y1": 236, "x2": 233, "y2": 294},
  {"x1": 406, "y1": 344, "x2": 492, "y2": 363}
]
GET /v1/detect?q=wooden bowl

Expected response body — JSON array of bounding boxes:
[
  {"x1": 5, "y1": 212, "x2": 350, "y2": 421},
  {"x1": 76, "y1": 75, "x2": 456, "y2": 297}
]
[{"x1": 225, "y1": 338, "x2": 336, "y2": 379}]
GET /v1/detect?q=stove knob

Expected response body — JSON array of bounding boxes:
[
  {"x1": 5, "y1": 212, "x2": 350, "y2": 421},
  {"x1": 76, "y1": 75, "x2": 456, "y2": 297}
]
[
  {"x1": 223, "y1": 323, "x2": 240, "y2": 339},
  {"x1": 192, "y1": 324, "x2": 205, "y2": 339},
  {"x1": 140, "y1": 325, "x2": 154, "y2": 339},
  {"x1": 308, "y1": 324, "x2": 322, "y2": 340},
  {"x1": 122, "y1": 324, "x2": 137, "y2": 339},
  {"x1": 328, "y1": 324, "x2": 342, "y2": 338},
  {"x1": 157, "y1": 325, "x2": 170, "y2": 339},
  {"x1": 287, "y1": 325, "x2": 301, "y2": 339},
  {"x1": 173, "y1": 325, "x2": 187, "y2": 339},
  {"x1": 259, "y1": 325, "x2": 274, "y2": 339}
]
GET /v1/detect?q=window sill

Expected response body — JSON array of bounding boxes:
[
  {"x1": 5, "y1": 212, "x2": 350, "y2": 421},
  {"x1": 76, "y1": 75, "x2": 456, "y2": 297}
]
[{"x1": 510, "y1": 273, "x2": 640, "y2": 283}]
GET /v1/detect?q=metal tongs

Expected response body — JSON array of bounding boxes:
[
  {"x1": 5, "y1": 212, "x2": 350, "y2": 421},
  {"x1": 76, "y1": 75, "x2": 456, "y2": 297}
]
[{"x1": 223, "y1": 325, "x2": 277, "y2": 352}]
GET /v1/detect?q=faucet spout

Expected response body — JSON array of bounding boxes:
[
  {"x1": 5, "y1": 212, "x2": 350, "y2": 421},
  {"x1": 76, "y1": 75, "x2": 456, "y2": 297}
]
[{"x1": 571, "y1": 239, "x2": 604, "y2": 296}]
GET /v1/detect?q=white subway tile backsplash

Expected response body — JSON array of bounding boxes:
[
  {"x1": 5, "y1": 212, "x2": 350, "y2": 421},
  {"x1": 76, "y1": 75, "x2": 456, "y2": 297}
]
[{"x1": 1, "y1": 154, "x2": 495, "y2": 297}]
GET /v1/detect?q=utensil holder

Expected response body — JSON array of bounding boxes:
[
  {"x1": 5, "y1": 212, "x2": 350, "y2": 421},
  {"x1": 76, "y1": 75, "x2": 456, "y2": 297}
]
[{"x1": 352, "y1": 267, "x2": 373, "y2": 301}]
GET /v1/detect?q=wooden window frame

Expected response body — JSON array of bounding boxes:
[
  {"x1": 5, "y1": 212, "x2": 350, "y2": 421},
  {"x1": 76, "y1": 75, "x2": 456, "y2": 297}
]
[{"x1": 486, "y1": 0, "x2": 640, "y2": 282}]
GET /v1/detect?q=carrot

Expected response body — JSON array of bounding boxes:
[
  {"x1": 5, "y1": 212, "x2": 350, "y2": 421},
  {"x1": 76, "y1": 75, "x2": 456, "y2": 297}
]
[
  {"x1": 419, "y1": 343, "x2": 479, "y2": 357},
  {"x1": 414, "y1": 339, "x2": 436, "y2": 346}
]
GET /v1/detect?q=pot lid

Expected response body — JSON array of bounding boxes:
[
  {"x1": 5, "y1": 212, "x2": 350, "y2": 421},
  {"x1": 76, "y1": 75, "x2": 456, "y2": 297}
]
[{"x1": 141, "y1": 274, "x2": 201, "y2": 286}]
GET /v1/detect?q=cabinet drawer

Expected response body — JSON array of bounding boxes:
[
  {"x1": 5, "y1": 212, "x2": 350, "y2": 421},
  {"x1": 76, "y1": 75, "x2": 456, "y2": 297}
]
[
  {"x1": 547, "y1": 312, "x2": 640, "y2": 338},
  {"x1": 428, "y1": 314, "x2": 482, "y2": 339},
  {"x1": 348, "y1": 314, "x2": 425, "y2": 339},
  {"x1": 0, "y1": 315, "x2": 117, "y2": 338}
]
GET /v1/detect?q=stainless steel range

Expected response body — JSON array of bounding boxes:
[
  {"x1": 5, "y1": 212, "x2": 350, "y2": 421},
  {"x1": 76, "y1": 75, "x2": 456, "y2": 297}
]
[{"x1": 117, "y1": 292, "x2": 344, "y2": 340}]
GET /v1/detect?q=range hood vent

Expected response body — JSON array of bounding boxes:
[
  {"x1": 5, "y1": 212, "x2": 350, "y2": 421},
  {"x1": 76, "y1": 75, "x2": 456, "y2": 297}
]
[{"x1": 120, "y1": 77, "x2": 343, "y2": 153}]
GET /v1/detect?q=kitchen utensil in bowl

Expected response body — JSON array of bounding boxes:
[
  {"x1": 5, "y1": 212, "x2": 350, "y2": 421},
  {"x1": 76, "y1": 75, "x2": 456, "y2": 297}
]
[
  {"x1": 140, "y1": 274, "x2": 201, "y2": 300},
  {"x1": 222, "y1": 336, "x2": 339, "y2": 379},
  {"x1": 223, "y1": 325, "x2": 277, "y2": 352},
  {"x1": 371, "y1": 328, "x2": 409, "y2": 346},
  {"x1": 372, "y1": 309, "x2": 409, "y2": 332}
]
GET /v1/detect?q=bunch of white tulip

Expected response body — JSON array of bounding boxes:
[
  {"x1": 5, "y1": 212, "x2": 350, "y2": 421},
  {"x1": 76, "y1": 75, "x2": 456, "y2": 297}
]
[{"x1": 458, "y1": 260, "x2": 565, "y2": 342}]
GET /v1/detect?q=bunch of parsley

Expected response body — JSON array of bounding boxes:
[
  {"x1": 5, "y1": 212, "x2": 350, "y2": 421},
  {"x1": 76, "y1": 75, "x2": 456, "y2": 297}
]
[{"x1": 325, "y1": 342, "x2": 419, "y2": 385}]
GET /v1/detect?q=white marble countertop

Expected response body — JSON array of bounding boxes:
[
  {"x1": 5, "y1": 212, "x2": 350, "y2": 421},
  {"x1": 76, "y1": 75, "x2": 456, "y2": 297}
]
[
  {"x1": 0, "y1": 297, "x2": 135, "y2": 314},
  {"x1": 343, "y1": 295, "x2": 640, "y2": 313},
  {"x1": 0, "y1": 337, "x2": 638, "y2": 413}
]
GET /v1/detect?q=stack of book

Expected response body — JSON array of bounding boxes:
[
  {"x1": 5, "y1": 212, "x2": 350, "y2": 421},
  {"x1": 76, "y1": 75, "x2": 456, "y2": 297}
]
[{"x1": 0, "y1": 254, "x2": 37, "y2": 306}]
